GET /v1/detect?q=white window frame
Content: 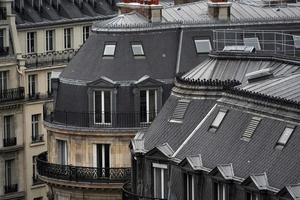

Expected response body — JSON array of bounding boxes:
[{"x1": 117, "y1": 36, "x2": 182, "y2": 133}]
[
  {"x1": 210, "y1": 110, "x2": 227, "y2": 130},
  {"x1": 5, "y1": 159, "x2": 13, "y2": 186},
  {"x1": 57, "y1": 139, "x2": 68, "y2": 165},
  {"x1": 4, "y1": 115, "x2": 13, "y2": 139},
  {"x1": 131, "y1": 43, "x2": 145, "y2": 56},
  {"x1": 194, "y1": 39, "x2": 212, "y2": 53},
  {"x1": 93, "y1": 90, "x2": 112, "y2": 125},
  {"x1": 140, "y1": 89, "x2": 157, "y2": 123},
  {"x1": 27, "y1": 31, "x2": 36, "y2": 54},
  {"x1": 215, "y1": 182, "x2": 226, "y2": 200},
  {"x1": 28, "y1": 74, "x2": 37, "y2": 97},
  {"x1": 186, "y1": 174, "x2": 195, "y2": 200},
  {"x1": 31, "y1": 114, "x2": 40, "y2": 140},
  {"x1": 47, "y1": 72, "x2": 52, "y2": 94},
  {"x1": 293, "y1": 35, "x2": 300, "y2": 48},
  {"x1": 64, "y1": 28, "x2": 73, "y2": 49},
  {"x1": 45, "y1": 30, "x2": 55, "y2": 52},
  {"x1": 103, "y1": 43, "x2": 116, "y2": 57},
  {"x1": 153, "y1": 163, "x2": 167, "y2": 199},
  {"x1": 276, "y1": 126, "x2": 294, "y2": 149},
  {"x1": 83, "y1": 26, "x2": 90, "y2": 42}
]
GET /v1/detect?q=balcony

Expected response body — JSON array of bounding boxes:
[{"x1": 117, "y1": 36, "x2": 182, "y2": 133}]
[
  {"x1": 4, "y1": 184, "x2": 18, "y2": 194},
  {"x1": 0, "y1": 87, "x2": 25, "y2": 103},
  {"x1": 37, "y1": 152, "x2": 131, "y2": 184},
  {"x1": 44, "y1": 110, "x2": 156, "y2": 129},
  {"x1": 32, "y1": 135, "x2": 44, "y2": 143},
  {"x1": 122, "y1": 182, "x2": 166, "y2": 200},
  {"x1": 23, "y1": 49, "x2": 77, "y2": 68},
  {"x1": 3, "y1": 137, "x2": 16, "y2": 147}
]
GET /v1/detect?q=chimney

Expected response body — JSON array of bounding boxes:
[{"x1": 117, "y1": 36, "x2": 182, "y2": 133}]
[
  {"x1": 207, "y1": 0, "x2": 232, "y2": 21},
  {"x1": 117, "y1": 0, "x2": 163, "y2": 23}
]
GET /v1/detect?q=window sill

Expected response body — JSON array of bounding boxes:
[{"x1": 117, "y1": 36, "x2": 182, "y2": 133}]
[
  {"x1": 30, "y1": 141, "x2": 45, "y2": 147},
  {"x1": 31, "y1": 183, "x2": 46, "y2": 189}
]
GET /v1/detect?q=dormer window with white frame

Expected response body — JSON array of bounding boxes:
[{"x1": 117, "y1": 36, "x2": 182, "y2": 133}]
[
  {"x1": 209, "y1": 109, "x2": 227, "y2": 132},
  {"x1": 27, "y1": 32, "x2": 36, "y2": 54},
  {"x1": 153, "y1": 163, "x2": 168, "y2": 199},
  {"x1": 243, "y1": 37, "x2": 261, "y2": 50},
  {"x1": 194, "y1": 39, "x2": 212, "y2": 53},
  {"x1": 275, "y1": 125, "x2": 295, "y2": 150},
  {"x1": 94, "y1": 90, "x2": 112, "y2": 124},
  {"x1": 185, "y1": 173, "x2": 195, "y2": 200},
  {"x1": 293, "y1": 35, "x2": 300, "y2": 48},
  {"x1": 213, "y1": 182, "x2": 227, "y2": 200},
  {"x1": 140, "y1": 89, "x2": 157, "y2": 123},
  {"x1": 103, "y1": 43, "x2": 116, "y2": 57},
  {"x1": 131, "y1": 42, "x2": 145, "y2": 57},
  {"x1": 246, "y1": 191, "x2": 259, "y2": 200}
]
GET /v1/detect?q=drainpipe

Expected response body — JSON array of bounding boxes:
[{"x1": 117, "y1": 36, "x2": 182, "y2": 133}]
[{"x1": 175, "y1": 28, "x2": 183, "y2": 74}]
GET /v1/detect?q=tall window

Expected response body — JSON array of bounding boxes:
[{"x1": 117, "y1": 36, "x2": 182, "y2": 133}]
[
  {"x1": 4, "y1": 115, "x2": 13, "y2": 138},
  {"x1": 27, "y1": 32, "x2": 36, "y2": 53},
  {"x1": 94, "y1": 90, "x2": 112, "y2": 124},
  {"x1": 0, "y1": 70, "x2": 8, "y2": 91},
  {"x1": 28, "y1": 74, "x2": 37, "y2": 97},
  {"x1": 153, "y1": 163, "x2": 168, "y2": 199},
  {"x1": 57, "y1": 139, "x2": 68, "y2": 165},
  {"x1": 47, "y1": 72, "x2": 52, "y2": 95},
  {"x1": 185, "y1": 174, "x2": 195, "y2": 200},
  {"x1": 93, "y1": 144, "x2": 110, "y2": 177},
  {"x1": 5, "y1": 159, "x2": 13, "y2": 186},
  {"x1": 45, "y1": 30, "x2": 54, "y2": 52},
  {"x1": 83, "y1": 26, "x2": 90, "y2": 42},
  {"x1": 214, "y1": 182, "x2": 227, "y2": 200},
  {"x1": 31, "y1": 114, "x2": 41, "y2": 142},
  {"x1": 246, "y1": 191, "x2": 259, "y2": 200},
  {"x1": 0, "y1": 29, "x2": 4, "y2": 49},
  {"x1": 140, "y1": 89, "x2": 157, "y2": 123},
  {"x1": 64, "y1": 28, "x2": 73, "y2": 49}
]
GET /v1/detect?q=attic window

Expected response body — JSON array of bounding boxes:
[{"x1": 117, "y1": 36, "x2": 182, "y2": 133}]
[
  {"x1": 131, "y1": 43, "x2": 145, "y2": 56},
  {"x1": 103, "y1": 43, "x2": 116, "y2": 56},
  {"x1": 209, "y1": 109, "x2": 227, "y2": 132},
  {"x1": 293, "y1": 35, "x2": 300, "y2": 48},
  {"x1": 194, "y1": 39, "x2": 212, "y2": 53},
  {"x1": 241, "y1": 116, "x2": 261, "y2": 142},
  {"x1": 169, "y1": 99, "x2": 190, "y2": 123},
  {"x1": 243, "y1": 37, "x2": 261, "y2": 50},
  {"x1": 275, "y1": 125, "x2": 295, "y2": 150}
]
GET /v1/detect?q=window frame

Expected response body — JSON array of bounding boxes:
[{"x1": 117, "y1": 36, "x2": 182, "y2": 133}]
[
  {"x1": 213, "y1": 181, "x2": 228, "y2": 200},
  {"x1": 153, "y1": 163, "x2": 168, "y2": 199},
  {"x1": 5, "y1": 159, "x2": 14, "y2": 186},
  {"x1": 57, "y1": 139, "x2": 68, "y2": 165},
  {"x1": 31, "y1": 114, "x2": 41, "y2": 142},
  {"x1": 209, "y1": 109, "x2": 227, "y2": 132},
  {"x1": 140, "y1": 89, "x2": 158, "y2": 124},
  {"x1": 193, "y1": 38, "x2": 212, "y2": 54},
  {"x1": 0, "y1": 70, "x2": 8, "y2": 91},
  {"x1": 64, "y1": 28, "x2": 73, "y2": 49},
  {"x1": 245, "y1": 190, "x2": 259, "y2": 200},
  {"x1": 47, "y1": 72, "x2": 52, "y2": 95},
  {"x1": 131, "y1": 42, "x2": 145, "y2": 57},
  {"x1": 93, "y1": 90, "x2": 112, "y2": 125},
  {"x1": 83, "y1": 26, "x2": 91, "y2": 43},
  {"x1": 275, "y1": 125, "x2": 295, "y2": 150},
  {"x1": 27, "y1": 31, "x2": 36, "y2": 54},
  {"x1": 185, "y1": 173, "x2": 195, "y2": 200},
  {"x1": 102, "y1": 42, "x2": 117, "y2": 57},
  {"x1": 243, "y1": 37, "x2": 261, "y2": 50},
  {"x1": 45, "y1": 30, "x2": 55, "y2": 52},
  {"x1": 28, "y1": 74, "x2": 37, "y2": 97},
  {"x1": 4, "y1": 115, "x2": 13, "y2": 139}
]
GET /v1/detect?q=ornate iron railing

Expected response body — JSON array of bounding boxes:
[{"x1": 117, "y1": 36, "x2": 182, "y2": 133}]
[
  {"x1": 0, "y1": 87, "x2": 25, "y2": 102},
  {"x1": 3, "y1": 137, "x2": 16, "y2": 147},
  {"x1": 4, "y1": 184, "x2": 18, "y2": 194},
  {"x1": 122, "y1": 182, "x2": 166, "y2": 200},
  {"x1": 37, "y1": 152, "x2": 131, "y2": 183},
  {"x1": 44, "y1": 110, "x2": 156, "y2": 129}
]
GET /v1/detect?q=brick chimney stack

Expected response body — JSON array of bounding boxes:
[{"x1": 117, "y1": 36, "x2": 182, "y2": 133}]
[{"x1": 208, "y1": 0, "x2": 232, "y2": 21}]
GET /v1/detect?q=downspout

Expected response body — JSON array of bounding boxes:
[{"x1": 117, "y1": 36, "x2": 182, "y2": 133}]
[{"x1": 175, "y1": 28, "x2": 183, "y2": 74}]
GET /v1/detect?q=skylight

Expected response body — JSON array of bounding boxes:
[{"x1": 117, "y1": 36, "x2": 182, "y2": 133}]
[
  {"x1": 131, "y1": 43, "x2": 145, "y2": 56},
  {"x1": 243, "y1": 37, "x2": 261, "y2": 50},
  {"x1": 241, "y1": 116, "x2": 261, "y2": 142},
  {"x1": 103, "y1": 43, "x2": 116, "y2": 56},
  {"x1": 275, "y1": 126, "x2": 295, "y2": 150},
  {"x1": 170, "y1": 99, "x2": 190, "y2": 123},
  {"x1": 194, "y1": 39, "x2": 212, "y2": 53},
  {"x1": 293, "y1": 35, "x2": 300, "y2": 48},
  {"x1": 209, "y1": 109, "x2": 227, "y2": 132}
]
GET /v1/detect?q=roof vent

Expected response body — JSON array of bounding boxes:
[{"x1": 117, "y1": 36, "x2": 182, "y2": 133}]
[
  {"x1": 246, "y1": 68, "x2": 273, "y2": 83},
  {"x1": 170, "y1": 99, "x2": 190, "y2": 123},
  {"x1": 223, "y1": 45, "x2": 255, "y2": 53},
  {"x1": 241, "y1": 116, "x2": 261, "y2": 142}
]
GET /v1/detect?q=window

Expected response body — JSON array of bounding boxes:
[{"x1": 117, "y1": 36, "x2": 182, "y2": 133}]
[
  {"x1": 45, "y1": 30, "x2": 54, "y2": 52},
  {"x1": 185, "y1": 174, "x2": 195, "y2": 200},
  {"x1": 28, "y1": 74, "x2": 37, "y2": 98},
  {"x1": 131, "y1": 43, "x2": 145, "y2": 56},
  {"x1": 243, "y1": 37, "x2": 261, "y2": 50},
  {"x1": 57, "y1": 139, "x2": 68, "y2": 165},
  {"x1": 3, "y1": 115, "x2": 15, "y2": 147},
  {"x1": 275, "y1": 126, "x2": 295, "y2": 150},
  {"x1": 83, "y1": 26, "x2": 91, "y2": 42},
  {"x1": 31, "y1": 114, "x2": 42, "y2": 143},
  {"x1": 153, "y1": 163, "x2": 168, "y2": 199},
  {"x1": 0, "y1": 29, "x2": 4, "y2": 49},
  {"x1": 209, "y1": 110, "x2": 227, "y2": 132},
  {"x1": 93, "y1": 144, "x2": 110, "y2": 177},
  {"x1": 293, "y1": 35, "x2": 300, "y2": 48},
  {"x1": 170, "y1": 99, "x2": 190, "y2": 123},
  {"x1": 241, "y1": 117, "x2": 261, "y2": 142},
  {"x1": 246, "y1": 191, "x2": 259, "y2": 200},
  {"x1": 47, "y1": 72, "x2": 52, "y2": 95},
  {"x1": 94, "y1": 90, "x2": 112, "y2": 124},
  {"x1": 32, "y1": 156, "x2": 42, "y2": 185},
  {"x1": 64, "y1": 28, "x2": 73, "y2": 49},
  {"x1": 214, "y1": 182, "x2": 227, "y2": 200},
  {"x1": 103, "y1": 43, "x2": 116, "y2": 57},
  {"x1": 0, "y1": 70, "x2": 8, "y2": 91},
  {"x1": 5, "y1": 159, "x2": 14, "y2": 186},
  {"x1": 194, "y1": 39, "x2": 212, "y2": 53},
  {"x1": 27, "y1": 32, "x2": 36, "y2": 53},
  {"x1": 140, "y1": 89, "x2": 157, "y2": 123}
]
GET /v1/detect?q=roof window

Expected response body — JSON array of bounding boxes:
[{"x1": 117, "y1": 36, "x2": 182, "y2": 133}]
[
  {"x1": 243, "y1": 37, "x2": 261, "y2": 50},
  {"x1": 103, "y1": 43, "x2": 116, "y2": 57},
  {"x1": 241, "y1": 116, "x2": 261, "y2": 142},
  {"x1": 209, "y1": 109, "x2": 227, "y2": 132},
  {"x1": 131, "y1": 43, "x2": 145, "y2": 56},
  {"x1": 169, "y1": 99, "x2": 190, "y2": 123},
  {"x1": 275, "y1": 125, "x2": 295, "y2": 150},
  {"x1": 194, "y1": 39, "x2": 212, "y2": 53},
  {"x1": 293, "y1": 35, "x2": 300, "y2": 48}
]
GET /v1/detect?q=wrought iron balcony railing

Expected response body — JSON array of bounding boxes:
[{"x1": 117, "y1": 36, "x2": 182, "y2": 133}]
[
  {"x1": 122, "y1": 182, "x2": 166, "y2": 200},
  {"x1": 3, "y1": 137, "x2": 16, "y2": 147},
  {"x1": 44, "y1": 110, "x2": 157, "y2": 129},
  {"x1": 37, "y1": 152, "x2": 131, "y2": 183},
  {"x1": 0, "y1": 87, "x2": 25, "y2": 102},
  {"x1": 32, "y1": 135, "x2": 44, "y2": 143},
  {"x1": 4, "y1": 184, "x2": 18, "y2": 194}
]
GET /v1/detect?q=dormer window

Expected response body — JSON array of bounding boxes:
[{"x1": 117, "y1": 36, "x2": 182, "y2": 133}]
[
  {"x1": 213, "y1": 182, "x2": 227, "y2": 200},
  {"x1": 94, "y1": 90, "x2": 112, "y2": 124},
  {"x1": 275, "y1": 125, "x2": 295, "y2": 150},
  {"x1": 131, "y1": 43, "x2": 145, "y2": 57},
  {"x1": 153, "y1": 163, "x2": 168, "y2": 199},
  {"x1": 103, "y1": 43, "x2": 116, "y2": 57},
  {"x1": 293, "y1": 35, "x2": 300, "y2": 48},
  {"x1": 243, "y1": 37, "x2": 261, "y2": 50},
  {"x1": 194, "y1": 39, "x2": 212, "y2": 53},
  {"x1": 209, "y1": 109, "x2": 227, "y2": 132},
  {"x1": 185, "y1": 173, "x2": 195, "y2": 200},
  {"x1": 246, "y1": 191, "x2": 259, "y2": 200},
  {"x1": 140, "y1": 89, "x2": 157, "y2": 123}
]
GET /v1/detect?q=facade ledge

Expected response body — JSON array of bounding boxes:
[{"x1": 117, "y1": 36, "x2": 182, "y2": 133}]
[
  {"x1": 31, "y1": 183, "x2": 46, "y2": 190},
  {"x1": 0, "y1": 191, "x2": 25, "y2": 200},
  {"x1": 0, "y1": 144, "x2": 24, "y2": 154},
  {"x1": 30, "y1": 141, "x2": 46, "y2": 148}
]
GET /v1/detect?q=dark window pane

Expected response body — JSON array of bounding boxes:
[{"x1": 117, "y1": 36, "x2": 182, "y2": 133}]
[
  {"x1": 104, "y1": 91, "x2": 111, "y2": 123},
  {"x1": 149, "y1": 90, "x2": 156, "y2": 122},
  {"x1": 140, "y1": 90, "x2": 146, "y2": 122},
  {"x1": 94, "y1": 91, "x2": 102, "y2": 123}
]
